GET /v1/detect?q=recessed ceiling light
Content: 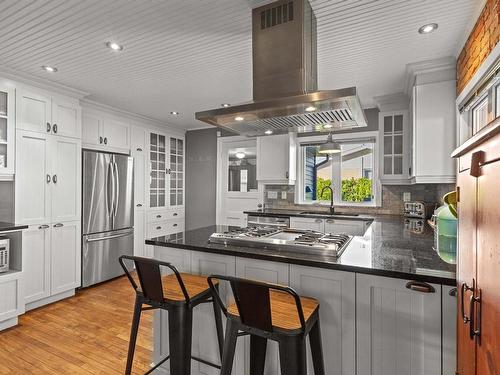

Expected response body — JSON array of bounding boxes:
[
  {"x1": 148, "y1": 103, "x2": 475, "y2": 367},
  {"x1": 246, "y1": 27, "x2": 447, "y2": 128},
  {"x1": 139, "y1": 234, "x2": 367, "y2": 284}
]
[
  {"x1": 234, "y1": 116, "x2": 244, "y2": 121},
  {"x1": 42, "y1": 65, "x2": 57, "y2": 73},
  {"x1": 323, "y1": 123, "x2": 333, "y2": 129},
  {"x1": 418, "y1": 23, "x2": 438, "y2": 34},
  {"x1": 106, "y1": 41, "x2": 124, "y2": 51},
  {"x1": 221, "y1": 103, "x2": 231, "y2": 107},
  {"x1": 305, "y1": 106, "x2": 317, "y2": 112},
  {"x1": 235, "y1": 152, "x2": 246, "y2": 159},
  {"x1": 170, "y1": 111, "x2": 179, "y2": 116},
  {"x1": 264, "y1": 130, "x2": 273, "y2": 135}
]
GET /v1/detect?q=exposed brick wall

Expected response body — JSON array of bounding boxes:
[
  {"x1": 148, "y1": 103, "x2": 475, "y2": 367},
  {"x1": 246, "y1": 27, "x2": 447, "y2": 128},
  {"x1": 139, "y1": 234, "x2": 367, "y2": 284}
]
[{"x1": 457, "y1": 0, "x2": 500, "y2": 94}]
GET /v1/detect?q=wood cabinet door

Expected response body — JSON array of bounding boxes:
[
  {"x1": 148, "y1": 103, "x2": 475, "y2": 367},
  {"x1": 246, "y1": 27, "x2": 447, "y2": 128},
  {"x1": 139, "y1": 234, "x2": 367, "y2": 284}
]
[
  {"x1": 50, "y1": 221, "x2": 81, "y2": 294},
  {"x1": 290, "y1": 265, "x2": 356, "y2": 375},
  {"x1": 15, "y1": 130, "x2": 51, "y2": 225},
  {"x1": 50, "y1": 137, "x2": 81, "y2": 223},
  {"x1": 235, "y1": 258, "x2": 289, "y2": 375},
  {"x1": 356, "y1": 274, "x2": 442, "y2": 375},
  {"x1": 476, "y1": 160, "x2": 500, "y2": 375},
  {"x1": 16, "y1": 89, "x2": 51, "y2": 134},
  {"x1": 51, "y1": 98, "x2": 81, "y2": 139},
  {"x1": 456, "y1": 169, "x2": 477, "y2": 375},
  {"x1": 22, "y1": 225, "x2": 51, "y2": 304}
]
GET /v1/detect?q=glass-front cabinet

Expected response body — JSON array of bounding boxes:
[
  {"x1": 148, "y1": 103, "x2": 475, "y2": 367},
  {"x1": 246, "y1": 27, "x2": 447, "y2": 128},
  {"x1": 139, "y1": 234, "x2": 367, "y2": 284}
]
[
  {"x1": 0, "y1": 85, "x2": 14, "y2": 176},
  {"x1": 379, "y1": 110, "x2": 408, "y2": 183},
  {"x1": 148, "y1": 131, "x2": 184, "y2": 209}
]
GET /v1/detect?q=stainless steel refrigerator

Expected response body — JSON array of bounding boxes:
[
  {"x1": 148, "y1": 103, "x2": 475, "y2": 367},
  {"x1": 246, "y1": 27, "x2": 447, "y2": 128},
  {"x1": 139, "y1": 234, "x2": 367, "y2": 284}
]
[{"x1": 82, "y1": 150, "x2": 134, "y2": 287}]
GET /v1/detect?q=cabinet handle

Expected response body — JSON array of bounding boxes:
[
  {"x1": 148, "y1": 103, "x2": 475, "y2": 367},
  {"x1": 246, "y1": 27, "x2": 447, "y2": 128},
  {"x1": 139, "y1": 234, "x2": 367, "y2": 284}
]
[
  {"x1": 99, "y1": 136, "x2": 103, "y2": 144},
  {"x1": 405, "y1": 281, "x2": 435, "y2": 293},
  {"x1": 461, "y1": 282, "x2": 473, "y2": 323},
  {"x1": 136, "y1": 204, "x2": 142, "y2": 207},
  {"x1": 315, "y1": 219, "x2": 323, "y2": 223},
  {"x1": 156, "y1": 226, "x2": 162, "y2": 230},
  {"x1": 52, "y1": 124, "x2": 57, "y2": 133},
  {"x1": 470, "y1": 151, "x2": 484, "y2": 178},
  {"x1": 285, "y1": 171, "x2": 289, "y2": 179},
  {"x1": 53, "y1": 223, "x2": 64, "y2": 228},
  {"x1": 156, "y1": 214, "x2": 162, "y2": 218},
  {"x1": 173, "y1": 224, "x2": 178, "y2": 227},
  {"x1": 173, "y1": 213, "x2": 178, "y2": 216},
  {"x1": 46, "y1": 174, "x2": 51, "y2": 183},
  {"x1": 46, "y1": 122, "x2": 51, "y2": 132},
  {"x1": 136, "y1": 147, "x2": 142, "y2": 152},
  {"x1": 449, "y1": 287, "x2": 457, "y2": 297},
  {"x1": 104, "y1": 137, "x2": 108, "y2": 145},
  {"x1": 52, "y1": 174, "x2": 57, "y2": 183},
  {"x1": 469, "y1": 289, "x2": 481, "y2": 341},
  {"x1": 38, "y1": 224, "x2": 49, "y2": 229},
  {"x1": 325, "y1": 219, "x2": 334, "y2": 223}
]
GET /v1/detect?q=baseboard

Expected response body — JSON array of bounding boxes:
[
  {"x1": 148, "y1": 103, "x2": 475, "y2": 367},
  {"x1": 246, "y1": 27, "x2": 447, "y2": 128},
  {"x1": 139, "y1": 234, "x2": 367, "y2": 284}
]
[
  {"x1": 25, "y1": 289, "x2": 75, "y2": 312},
  {"x1": 0, "y1": 317, "x2": 18, "y2": 331}
]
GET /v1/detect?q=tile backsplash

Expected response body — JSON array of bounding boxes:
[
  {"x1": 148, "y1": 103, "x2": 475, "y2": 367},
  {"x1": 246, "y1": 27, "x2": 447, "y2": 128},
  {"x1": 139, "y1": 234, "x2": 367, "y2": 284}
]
[{"x1": 263, "y1": 183, "x2": 455, "y2": 215}]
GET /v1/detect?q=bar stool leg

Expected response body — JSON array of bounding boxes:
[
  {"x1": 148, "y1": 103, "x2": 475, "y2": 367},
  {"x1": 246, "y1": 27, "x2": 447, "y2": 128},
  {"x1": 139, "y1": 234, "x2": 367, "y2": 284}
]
[
  {"x1": 220, "y1": 319, "x2": 239, "y2": 375},
  {"x1": 125, "y1": 295, "x2": 143, "y2": 375},
  {"x1": 278, "y1": 336, "x2": 307, "y2": 375},
  {"x1": 309, "y1": 319, "x2": 326, "y2": 375},
  {"x1": 168, "y1": 305, "x2": 193, "y2": 375},
  {"x1": 212, "y1": 284, "x2": 225, "y2": 359},
  {"x1": 250, "y1": 335, "x2": 267, "y2": 375}
]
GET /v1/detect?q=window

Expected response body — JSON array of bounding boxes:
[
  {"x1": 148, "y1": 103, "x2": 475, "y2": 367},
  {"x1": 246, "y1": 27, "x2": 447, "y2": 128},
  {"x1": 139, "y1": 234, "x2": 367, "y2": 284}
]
[
  {"x1": 227, "y1": 147, "x2": 258, "y2": 192},
  {"x1": 301, "y1": 139, "x2": 376, "y2": 205}
]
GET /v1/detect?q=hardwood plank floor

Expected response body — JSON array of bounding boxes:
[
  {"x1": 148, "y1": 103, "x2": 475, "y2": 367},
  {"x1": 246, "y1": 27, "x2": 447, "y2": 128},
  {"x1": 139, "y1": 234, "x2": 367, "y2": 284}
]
[{"x1": 0, "y1": 276, "x2": 153, "y2": 375}]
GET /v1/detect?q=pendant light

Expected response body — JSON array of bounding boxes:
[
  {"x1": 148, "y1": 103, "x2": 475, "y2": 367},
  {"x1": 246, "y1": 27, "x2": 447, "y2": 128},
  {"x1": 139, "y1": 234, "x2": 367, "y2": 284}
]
[{"x1": 318, "y1": 133, "x2": 341, "y2": 154}]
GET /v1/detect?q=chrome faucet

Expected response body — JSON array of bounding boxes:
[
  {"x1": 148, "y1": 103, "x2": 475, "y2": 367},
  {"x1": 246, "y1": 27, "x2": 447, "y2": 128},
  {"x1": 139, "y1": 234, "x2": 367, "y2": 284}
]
[{"x1": 320, "y1": 186, "x2": 335, "y2": 214}]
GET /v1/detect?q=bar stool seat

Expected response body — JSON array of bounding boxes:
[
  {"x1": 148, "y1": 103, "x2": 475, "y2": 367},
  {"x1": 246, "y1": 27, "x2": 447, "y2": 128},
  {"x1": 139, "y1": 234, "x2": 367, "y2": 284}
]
[
  {"x1": 161, "y1": 273, "x2": 219, "y2": 301},
  {"x1": 227, "y1": 290, "x2": 319, "y2": 330}
]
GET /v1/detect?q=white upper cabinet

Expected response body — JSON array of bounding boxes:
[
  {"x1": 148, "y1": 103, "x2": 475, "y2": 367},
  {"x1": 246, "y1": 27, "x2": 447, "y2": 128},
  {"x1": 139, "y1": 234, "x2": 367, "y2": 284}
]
[
  {"x1": 17, "y1": 89, "x2": 81, "y2": 139},
  {"x1": 81, "y1": 111, "x2": 130, "y2": 152},
  {"x1": 256, "y1": 133, "x2": 297, "y2": 184},
  {"x1": 82, "y1": 112, "x2": 102, "y2": 145},
  {"x1": 103, "y1": 119, "x2": 130, "y2": 150},
  {"x1": 0, "y1": 84, "x2": 15, "y2": 175},
  {"x1": 131, "y1": 126, "x2": 146, "y2": 152}
]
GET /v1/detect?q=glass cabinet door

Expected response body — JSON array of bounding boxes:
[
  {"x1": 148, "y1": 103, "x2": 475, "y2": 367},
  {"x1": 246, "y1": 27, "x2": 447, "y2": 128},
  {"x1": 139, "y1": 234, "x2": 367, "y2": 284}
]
[
  {"x1": 169, "y1": 137, "x2": 184, "y2": 207},
  {"x1": 0, "y1": 86, "x2": 14, "y2": 175},
  {"x1": 382, "y1": 113, "x2": 404, "y2": 176},
  {"x1": 149, "y1": 132, "x2": 167, "y2": 208}
]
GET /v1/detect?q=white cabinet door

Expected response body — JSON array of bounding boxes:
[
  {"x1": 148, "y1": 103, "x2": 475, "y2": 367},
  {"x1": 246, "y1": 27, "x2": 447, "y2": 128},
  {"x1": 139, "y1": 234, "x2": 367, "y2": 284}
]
[
  {"x1": 324, "y1": 219, "x2": 368, "y2": 236},
  {"x1": 290, "y1": 217, "x2": 324, "y2": 232},
  {"x1": 131, "y1": 126, "x2": 146, "y2": 153},
  {"x1": 102, "y1": 119, "x2": 130, "y2": 150},
  {"x1": 290, "y1": 265, "x2": 356, "y2": 375},
  {"x1": 51, "y1": 98, "x2": 81, "y2": 138},
  {"x1": 23, "y1": 225, "x2": 51, "y2": 304},
  {"x1": 132, "y1": 149, "x2": 146, "y2": 208},
  {"x1": 133, "y1": 208, "x2": 145, "y2": 256},
  {"x1": 51, "y1": 137, "x2": 81, "y2": 223},
  {"x1": 0, "y1": 85, "x2": 15, "y2": 175},
  {"x1": 191, "y1": 251, "x2": 237, "y2": 375},
  {"x1": 235, "y1": 258, "x2": 289, "y2": 375},
  {"x1": 16, "y1": 89, "x2": 51, "y2": 134},
  {"x1": 0, "y1": 272, "x2": 24, "y2": 322},
  {"x1": 50, "y1": 221, "x2": 81, "y2": 294},
  {"x1": 82, "y1": 113, "x2": 102, "y2": 146},
  {"x1": 356, "y1": 274, "x2": 442, "y2": 375},
  {"x1": 442, "y1": 286, "x2": 457, "y2": 375},
  {"x1": 15, "y1": 130, "x2": 51, "y2": 225},
  {"x1": 256, "y1": 134, "x2": 296, "y2": 184}
]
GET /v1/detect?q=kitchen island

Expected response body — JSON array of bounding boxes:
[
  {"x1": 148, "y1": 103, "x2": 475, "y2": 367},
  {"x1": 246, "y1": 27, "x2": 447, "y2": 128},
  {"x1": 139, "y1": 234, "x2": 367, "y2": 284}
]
[{"x1": 146, "y1": 215, "x2": 456, "y2": 375}]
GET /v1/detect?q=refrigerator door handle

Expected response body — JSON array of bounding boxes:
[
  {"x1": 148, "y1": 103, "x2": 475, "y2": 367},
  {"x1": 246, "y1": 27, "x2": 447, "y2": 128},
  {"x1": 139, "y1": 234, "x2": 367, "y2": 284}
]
[
  {"x1": 113, "y1": 161, "x2": 120, "y2": 218},
  {"x1": 85, "y1": 231, "x2": 131, "y2": 243},
  {"x1": 106, "y1": 161, "x2": 113, "y2": 218}
]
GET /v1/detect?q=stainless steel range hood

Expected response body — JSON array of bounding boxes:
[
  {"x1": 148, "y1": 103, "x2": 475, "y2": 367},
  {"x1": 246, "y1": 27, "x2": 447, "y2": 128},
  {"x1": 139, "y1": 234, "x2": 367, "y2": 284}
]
[{"x1": 195, "y1": 0, "x2": 367, "y2": 136}]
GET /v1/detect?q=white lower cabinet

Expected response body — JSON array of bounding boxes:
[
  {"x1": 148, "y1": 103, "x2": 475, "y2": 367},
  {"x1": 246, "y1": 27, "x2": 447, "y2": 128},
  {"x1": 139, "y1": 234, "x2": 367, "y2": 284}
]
[
  {"x1": 134, "y1": 209, "x2": 145, "y2": 256},
  {"x1": 23, "y1": 221, "x2": 81, "y2": 308},
  {"x1": 324, "y1": 218, "x2": 369, "y2": 236},
  {"x1": 442, "y1": 286, "x2": 457, "y2": 375},
  {"x1": 356, "y1": 274, "x2": 442, "y2": 375},
  {"x1": 235, "y1": 258, "x2": 289, "y2": 375},
  {"x1": 290, "y1": 217, "x2": 324, "y2": 232},
  {"x1": 290, "y1": 265, "x2": 356, "y2": 375},
  {"x1": 0, "y1": 271, "x2": 24, "y2": 324}
]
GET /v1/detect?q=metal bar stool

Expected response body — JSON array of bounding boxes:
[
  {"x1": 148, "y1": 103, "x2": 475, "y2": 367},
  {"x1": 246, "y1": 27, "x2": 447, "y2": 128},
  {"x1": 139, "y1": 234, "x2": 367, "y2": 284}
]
[
  {"x1": 207, "y1": 275, "x2": 325, "y2": 375},
  {"x1": 119, "y1": 255, "x2": 224, "y2": 375}
]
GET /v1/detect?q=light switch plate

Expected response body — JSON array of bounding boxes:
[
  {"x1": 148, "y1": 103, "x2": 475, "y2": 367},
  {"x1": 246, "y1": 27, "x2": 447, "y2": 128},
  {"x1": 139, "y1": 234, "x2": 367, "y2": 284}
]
[
  {"x1": 281, "y1": 191, "x2": 287, "y2": 200},
  {"x1": 403, "y1": 192, "x2": 411, "y2": 202},
  {"x1": 268, "y1": 191, "x2": 278, "y2": 199}
]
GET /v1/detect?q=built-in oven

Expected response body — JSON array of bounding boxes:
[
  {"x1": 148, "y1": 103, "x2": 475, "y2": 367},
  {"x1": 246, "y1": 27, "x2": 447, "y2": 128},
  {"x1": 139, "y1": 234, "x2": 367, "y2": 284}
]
[{"x1": 247, "y1": 215, "x2": 290, "y2": 229}]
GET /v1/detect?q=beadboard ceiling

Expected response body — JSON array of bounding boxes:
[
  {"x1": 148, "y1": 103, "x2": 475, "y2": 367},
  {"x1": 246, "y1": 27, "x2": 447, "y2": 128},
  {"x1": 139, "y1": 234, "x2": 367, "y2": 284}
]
[{"x1": 0, "y1": 0, "x2": 483, "y2": 130}]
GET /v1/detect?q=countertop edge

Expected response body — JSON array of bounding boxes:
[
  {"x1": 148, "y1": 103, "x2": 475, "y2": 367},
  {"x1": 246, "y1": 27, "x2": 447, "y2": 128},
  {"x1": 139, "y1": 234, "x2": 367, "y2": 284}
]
[{"x1": 0, "y1": 224, "x2": 29, "y2": 233}]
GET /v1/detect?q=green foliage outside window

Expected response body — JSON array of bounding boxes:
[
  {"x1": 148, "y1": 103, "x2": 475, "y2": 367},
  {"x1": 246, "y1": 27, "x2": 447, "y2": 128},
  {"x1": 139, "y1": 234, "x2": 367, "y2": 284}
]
[{"x1": 316, "y1": 177, "x2": 372, "y2": 202}]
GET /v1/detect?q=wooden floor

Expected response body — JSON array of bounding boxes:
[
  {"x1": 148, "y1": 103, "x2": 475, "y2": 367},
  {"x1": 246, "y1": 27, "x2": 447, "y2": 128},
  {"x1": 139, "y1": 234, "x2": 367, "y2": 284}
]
[{"x1": 0, "y1": 276, "x2": 153, "y2": 375}]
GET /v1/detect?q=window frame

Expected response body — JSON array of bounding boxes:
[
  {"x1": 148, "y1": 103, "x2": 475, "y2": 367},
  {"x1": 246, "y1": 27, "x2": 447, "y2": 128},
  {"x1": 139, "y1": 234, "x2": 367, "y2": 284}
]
[{"x1": 295, "y1": 131, "x2": 381, "y2": 207}]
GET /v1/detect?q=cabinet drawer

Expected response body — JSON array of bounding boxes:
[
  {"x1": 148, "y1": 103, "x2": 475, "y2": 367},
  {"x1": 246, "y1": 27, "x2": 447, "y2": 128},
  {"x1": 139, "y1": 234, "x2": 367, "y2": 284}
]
[
  {"x1": 147, "y1": 219, "x2": 184, "y2": 238},
  {"x1": 147, "y1": 209, "x2": 184, "y2": 223}
]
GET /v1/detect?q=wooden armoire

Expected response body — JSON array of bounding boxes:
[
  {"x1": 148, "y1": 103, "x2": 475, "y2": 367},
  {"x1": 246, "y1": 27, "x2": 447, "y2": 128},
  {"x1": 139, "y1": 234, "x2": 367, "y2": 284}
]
[{"x1": 452, "y1": 117, "x2": 500, "y2": 375}]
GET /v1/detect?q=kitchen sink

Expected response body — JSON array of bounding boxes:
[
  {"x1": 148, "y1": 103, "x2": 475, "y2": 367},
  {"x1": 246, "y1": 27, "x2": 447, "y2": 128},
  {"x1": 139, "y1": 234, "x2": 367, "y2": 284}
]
[{"x1": 299, "y1": 211, "x2": 359, "y2": 217}]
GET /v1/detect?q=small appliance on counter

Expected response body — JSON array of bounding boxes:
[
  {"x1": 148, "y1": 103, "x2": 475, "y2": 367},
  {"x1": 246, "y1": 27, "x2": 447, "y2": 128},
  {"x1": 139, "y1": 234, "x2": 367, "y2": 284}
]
[
  {"x1": 403, "y1": 201, "x2": 435, "y2": 219},
  {"x1": 0, "y1": 237, "x2": 10, "y2": 273}
]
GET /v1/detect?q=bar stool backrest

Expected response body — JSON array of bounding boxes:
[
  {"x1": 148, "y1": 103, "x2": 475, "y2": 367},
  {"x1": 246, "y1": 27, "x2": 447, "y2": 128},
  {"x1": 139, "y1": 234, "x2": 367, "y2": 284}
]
[
  {"x1": 119, "y1": 255, "x2": 190, "y2": 304},
  {"x1": 208, "y1": 275, "x2": 307, "y2": 333}
]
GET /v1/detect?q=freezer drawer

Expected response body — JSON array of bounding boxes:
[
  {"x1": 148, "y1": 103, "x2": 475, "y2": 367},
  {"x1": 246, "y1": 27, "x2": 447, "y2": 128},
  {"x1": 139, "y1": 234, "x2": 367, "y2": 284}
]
[{"x1": 82, "y1": 228, "x2": 133, "y2": 287}]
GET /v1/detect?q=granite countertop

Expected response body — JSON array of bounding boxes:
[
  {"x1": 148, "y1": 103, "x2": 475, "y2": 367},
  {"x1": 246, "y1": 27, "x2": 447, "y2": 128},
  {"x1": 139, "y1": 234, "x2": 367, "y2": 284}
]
[
  {"x1": 0, "y1": 222, "x2": 28, "y2": 232},
  {"x1": 146, "y1": 215, "x2": 456, "y2": 286}
]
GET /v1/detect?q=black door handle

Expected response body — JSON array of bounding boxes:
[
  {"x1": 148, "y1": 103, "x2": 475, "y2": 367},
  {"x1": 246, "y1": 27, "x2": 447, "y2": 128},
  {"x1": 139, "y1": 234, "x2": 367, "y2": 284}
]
[{"x1": 52, "y1": 123, "x2": 57, "y2": 133}]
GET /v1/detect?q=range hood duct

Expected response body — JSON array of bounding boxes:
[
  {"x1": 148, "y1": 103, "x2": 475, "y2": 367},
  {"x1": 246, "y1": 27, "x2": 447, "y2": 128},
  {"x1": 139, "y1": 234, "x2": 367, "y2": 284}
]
[{"x1": 195, "y1": 0, "x2": 367, "y2": 136}]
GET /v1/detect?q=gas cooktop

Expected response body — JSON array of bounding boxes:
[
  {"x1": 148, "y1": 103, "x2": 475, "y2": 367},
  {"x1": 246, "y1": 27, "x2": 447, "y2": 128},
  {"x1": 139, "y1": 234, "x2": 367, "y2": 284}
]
[{"x1": 209, "y1": 227, "x2": 352, "y2": 257}]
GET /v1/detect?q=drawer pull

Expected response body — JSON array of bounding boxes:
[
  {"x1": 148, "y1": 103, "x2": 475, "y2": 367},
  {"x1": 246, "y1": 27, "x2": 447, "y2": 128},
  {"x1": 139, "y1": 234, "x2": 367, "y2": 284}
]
[
  {"x1": 136, "y1": 204, "x2": 142, "y2": 207},
  {"x1": 449, "y1": 287, "x2": 457, "y2": 297},
  {"x1": 136, "y1": 147, "x2": 143, "y2": 152},
  {"x1": 156, "y1": 215, "x2": 162, "y2": 218},
  {"x1": 156, "y1": 226, "x2": 162, "y2": 230},
  {"x1": 173, "y1": 224, "x2": 178, "y2": 227},
  {"x1": 405, "y1": 281, "x2": 435, "y2": 293},
  {"x1": 173, "y1": 213, "x2": 178, "y2": 216},
  {"x1": 38, "y1": 224, "x2": 49, "y2": 229},
  {"x1": 315, "y1": 219, "x2": 323, "y2": 223},
  {"x1": 53, "y1": 223, "x2": 64, "y2": 228}
]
